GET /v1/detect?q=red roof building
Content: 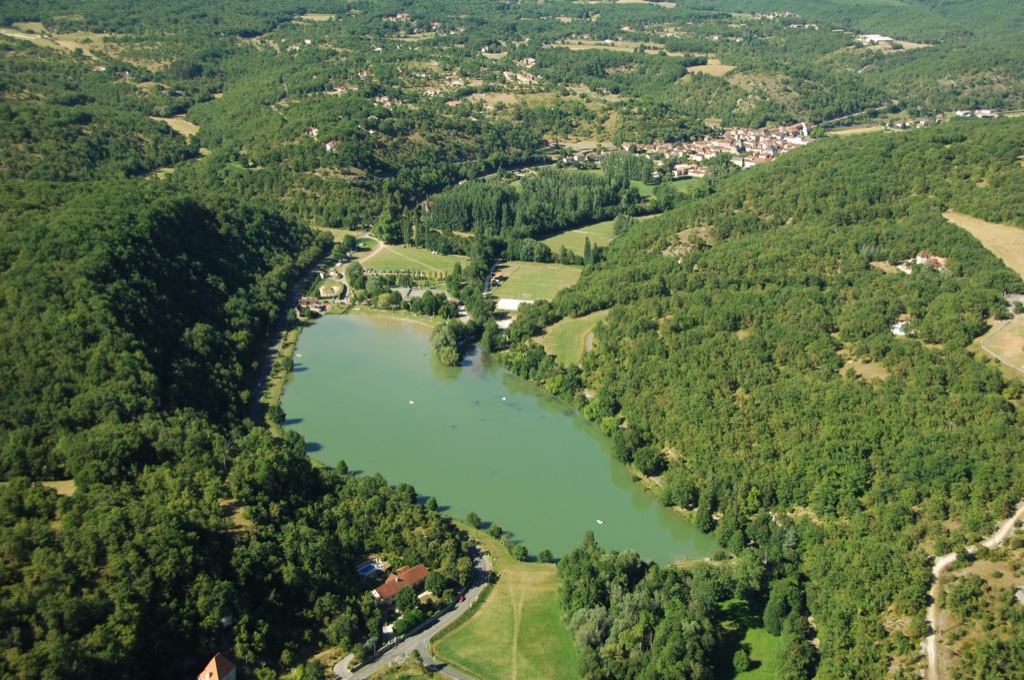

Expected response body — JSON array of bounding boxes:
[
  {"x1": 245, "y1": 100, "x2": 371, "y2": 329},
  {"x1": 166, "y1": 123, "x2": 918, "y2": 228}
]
[
  {"x1": 198, "y1": 653, "x2": 236, "y2": 680},
  {"x1": 372, "y1": 564, "x2": 430, "y2": 604}
]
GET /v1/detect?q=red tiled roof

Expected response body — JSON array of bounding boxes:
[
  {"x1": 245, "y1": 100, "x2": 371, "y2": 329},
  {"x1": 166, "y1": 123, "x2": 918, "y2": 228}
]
[
  {"x1": 198, "y1": 653, "x2": 235, "y2": 680},
  {"x1": 373, "y1": 563, "x2": 429, "y2": 601}
]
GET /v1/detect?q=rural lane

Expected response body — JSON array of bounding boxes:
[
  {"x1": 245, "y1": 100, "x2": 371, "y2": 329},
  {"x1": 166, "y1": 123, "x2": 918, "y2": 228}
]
[
  {"x1": 335, "y1": 548, "x2": 492, "y2": 680},
  {"x1": 923, "y1": 500, "x2": 1024, "y2": 680}
]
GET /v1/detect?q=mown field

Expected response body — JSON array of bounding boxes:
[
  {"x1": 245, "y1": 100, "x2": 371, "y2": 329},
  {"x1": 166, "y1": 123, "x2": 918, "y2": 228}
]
[
  {"x1": 431, "y1": 531, "x2": 579, "y2": 680},
  {"x1": 944, "y1": 211, "x2": 1024, "y2": 276},
  {"x1": 538, "y1": 310, "x2": 610, "y2": 366},
  {"x1": 361, "y1": 244, "x2": 468, "y2": 278},
  {"x1": 542, "y1": 219, "x2": 617, "y2": 255},
  {"x1": 493, "y1": 262, "x2": 581, "y2": 301}
]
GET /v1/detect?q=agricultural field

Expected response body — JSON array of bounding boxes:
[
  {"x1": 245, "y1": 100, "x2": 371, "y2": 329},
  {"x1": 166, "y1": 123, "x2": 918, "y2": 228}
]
[
  {"x1": 542, "y1": 219, "x2": 617, "y2": 255},
  {"x1": 432, "y1": 531, "x2": 579, "y2": 680},
  {"x1": 360, "y1": 244, "x2": 468, "y2": 278},
  {"x1": 493, "y1": 262, "x2": 581, "y2": 301},
  {"x1": 538, "y1": 310, "x2": 611, "y2": 366},
  {"x1": 945, "y1": 211, "x2": 1024, "y2": 276}
]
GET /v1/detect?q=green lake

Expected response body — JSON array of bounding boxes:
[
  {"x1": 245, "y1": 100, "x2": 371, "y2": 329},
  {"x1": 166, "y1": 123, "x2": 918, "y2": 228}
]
[{"x1": 282, "y1": 314, "x2": 715, "y2": 564}]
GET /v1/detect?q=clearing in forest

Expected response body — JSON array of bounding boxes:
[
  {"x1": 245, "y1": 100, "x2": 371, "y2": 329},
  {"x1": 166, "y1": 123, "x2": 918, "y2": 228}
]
[
  {"x1": 493, "y1": 262, "x2": 581, "y2": 301},
  {"x1": 542, "y1": 219, "x2": 617, "y2": 255},
  {"x1": 717, "y1": 599, "x2": 784, "y2": 679},
  {"x1": 149, "y1": 116, "x2": 200, "y2": 140},
  {"x1": 432, "y1": 532, "x2": 579, "y2": 680},
  {"x1": 538, "y1": 309, "x2": 611, "y2": 366},
  {"x1": 688, "y1": 58, "x2": 736, "y2": 77}
]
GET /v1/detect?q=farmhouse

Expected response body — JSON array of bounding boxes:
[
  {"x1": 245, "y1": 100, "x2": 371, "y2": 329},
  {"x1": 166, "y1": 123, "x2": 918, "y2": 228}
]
[{"x1": 372, "y1": 564, "x2": 430, "y2": 604}]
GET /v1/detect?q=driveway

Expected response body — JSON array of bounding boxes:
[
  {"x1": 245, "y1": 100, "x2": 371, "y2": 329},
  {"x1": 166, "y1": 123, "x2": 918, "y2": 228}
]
[{"x1": 336, "y1": 548, "x2": 492, "y2": 680}]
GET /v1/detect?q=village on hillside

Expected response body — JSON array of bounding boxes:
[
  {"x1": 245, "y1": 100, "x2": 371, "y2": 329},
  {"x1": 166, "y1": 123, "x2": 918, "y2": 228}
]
[{"x1": 560, "y1": 123, "x2": 815, "y2": 179}]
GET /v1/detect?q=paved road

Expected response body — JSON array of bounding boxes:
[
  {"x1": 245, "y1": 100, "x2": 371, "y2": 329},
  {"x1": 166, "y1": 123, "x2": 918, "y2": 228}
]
[{"x1": 335, "y1": 548, "x2": 492, "y2": 680}]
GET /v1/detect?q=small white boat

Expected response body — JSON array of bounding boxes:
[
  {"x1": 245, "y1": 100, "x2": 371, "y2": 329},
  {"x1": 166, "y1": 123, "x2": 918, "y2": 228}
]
[
  {"x1": 596, "y1": 520, "x2": 604, "y2": 525},
  {"x1": 409, "y1": 400, "x2": 415, "y2": 405}
]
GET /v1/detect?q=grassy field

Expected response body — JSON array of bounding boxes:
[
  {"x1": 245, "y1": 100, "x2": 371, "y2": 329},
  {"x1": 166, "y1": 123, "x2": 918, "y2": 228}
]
[
  {"x1": 317, "y1": 227, "x2": 362, "y2": 243},
  {"x1": 149, "y1": 116, "x2": 200, "y2": 140},
  {"x1": 717, "y1": 599, "x2": 784, "y2": 679},
  {"x1": 632, "y1": 178, "x2": 703, "y2": 197},
  {"x1": 542, "y1": 220, "x2": 616, "y2": 255},
  {"x1": 688, "y1": 59, "x2": 736, "y2": 77},
  {"x1": 432, "y1": 530, "x2": 579, "y2": 680},
  {"x1": 946, "y1": 211, "x2": 1024, "y2": 376},
  {"x1": 979, "y1": 317, "x2": 1024, "y2": 375},
  {"x1": 944, "y1": 211, "x2": 1024, "y2": 276},
  {"x1": 493, "y1": 262, "x2": 581, "y2": 301},
  {"x1": 361, "y1": 245, "x2": 467, "y2": 278},
  {"x1": 828, "y1": 125, "x2": 886, "y2": 136},
  {"x1": 40, "y1": 480, "x2": 76, "y2": 496},
  {"x1": 538, "y1": 310, "x2": 610, "y2": 366}
]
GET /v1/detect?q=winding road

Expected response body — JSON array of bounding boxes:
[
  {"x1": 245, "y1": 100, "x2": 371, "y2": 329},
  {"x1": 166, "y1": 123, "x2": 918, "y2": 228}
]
[
  {"x1": 335, "y1": 548, "x2": 492, "y2": 680},
  {"x1": 923, "y1": 500, "x2": 1024, "y2": 679}
]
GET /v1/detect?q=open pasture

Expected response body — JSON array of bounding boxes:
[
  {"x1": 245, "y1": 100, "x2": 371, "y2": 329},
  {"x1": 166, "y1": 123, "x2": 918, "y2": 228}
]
[
  {"x1": 493, "y1": 262, "x2": 581, "y2": 301},
  {"x1": 432, "y1": 532, "x2": 579, "y2": 680},
  {"x1": 361, "y1": 244, "x2": 467, "y2": 277},
  {"x1": 542, "y1": 219, "x2": 616, "y2": 255},
  {"x1": 538, "y1": 310, "x2": 610, "y2": 366}
]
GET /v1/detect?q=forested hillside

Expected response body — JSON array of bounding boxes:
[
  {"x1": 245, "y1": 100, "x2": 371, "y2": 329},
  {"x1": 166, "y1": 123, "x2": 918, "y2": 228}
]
[{"x1": 505, "y1": 119, "x2": 1024, "y2": 677}]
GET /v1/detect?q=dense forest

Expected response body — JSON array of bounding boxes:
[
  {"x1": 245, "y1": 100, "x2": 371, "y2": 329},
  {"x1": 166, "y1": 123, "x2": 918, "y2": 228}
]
[{"x1": 3, "y1": 0, "x2": 1024, "y2": 677}]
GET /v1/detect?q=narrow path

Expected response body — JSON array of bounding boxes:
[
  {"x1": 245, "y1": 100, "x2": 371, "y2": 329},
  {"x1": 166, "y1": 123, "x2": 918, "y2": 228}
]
[
  {"x1": 924, "y1": 500, "x2": 1024, "y2": 679},
  {"x1": 509, "y1": 586, "x2": 523, "y2": 680}
]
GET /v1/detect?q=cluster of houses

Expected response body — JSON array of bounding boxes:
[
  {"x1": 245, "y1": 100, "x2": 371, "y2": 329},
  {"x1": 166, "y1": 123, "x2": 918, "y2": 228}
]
[
  {"x1": 298, "y1": 297, "x2": 331, "y2": 314},
  {"x1": 561, "y1": 123, "x2": 814, "y2": 179}
]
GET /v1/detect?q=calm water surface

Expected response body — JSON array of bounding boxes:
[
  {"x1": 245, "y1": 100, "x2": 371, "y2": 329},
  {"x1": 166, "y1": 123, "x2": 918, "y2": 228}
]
[{"x1": 282, "y1": 315, "x2": 714, "y2": 564}]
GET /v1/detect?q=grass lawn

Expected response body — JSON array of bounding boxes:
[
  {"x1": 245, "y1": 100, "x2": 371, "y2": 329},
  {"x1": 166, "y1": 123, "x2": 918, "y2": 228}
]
[
  {"x1": 432, "y1": 530, "x2": 579, "y2": 680},
  {"x1": 542, "y1": 220, "x2": 616, "y2": 255},
  {"x1": 493, "y1": 262, "x2": 581, "y2": 301},
  {"x1": 716, "y1": 599, "x2": 784, "y2": 679},
  {"x1": 538, "y1": 310, "x2": 610, "y2": 366},
  {"x1": 361, "y1": 245, "x2": 467, "y2": 278}
]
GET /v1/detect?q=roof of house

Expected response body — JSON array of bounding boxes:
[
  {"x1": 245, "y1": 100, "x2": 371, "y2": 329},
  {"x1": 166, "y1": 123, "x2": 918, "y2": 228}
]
[
  {"x1": 198, "y1": 653, "x2": 235, "y2": 680},
  {"x1": 374, "y1": 563, "x2": 429, "y2": 601}
]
